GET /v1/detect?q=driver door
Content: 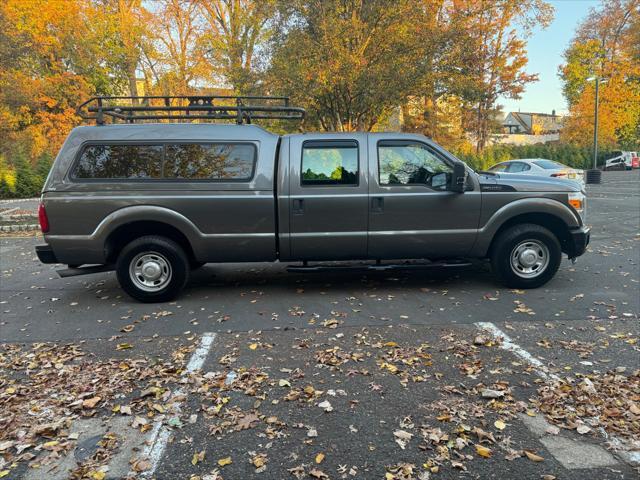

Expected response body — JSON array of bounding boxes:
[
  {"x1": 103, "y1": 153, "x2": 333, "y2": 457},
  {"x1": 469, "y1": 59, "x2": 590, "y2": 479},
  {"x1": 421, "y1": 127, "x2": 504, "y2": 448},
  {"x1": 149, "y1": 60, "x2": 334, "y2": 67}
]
[{"x1": 367, "y1": 138, "x2": 481, "y2": 259}]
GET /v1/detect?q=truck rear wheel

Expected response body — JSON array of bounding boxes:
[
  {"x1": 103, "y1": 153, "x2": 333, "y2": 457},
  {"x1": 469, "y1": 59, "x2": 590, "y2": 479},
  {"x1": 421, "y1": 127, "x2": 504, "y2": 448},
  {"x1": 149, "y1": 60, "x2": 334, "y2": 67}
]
[
  {"x1": 490, "y1": 223, "x2": 561, "y2": 289},
  {"x1": 116, "y1": 235, "x2": 190, "y2": 303}
]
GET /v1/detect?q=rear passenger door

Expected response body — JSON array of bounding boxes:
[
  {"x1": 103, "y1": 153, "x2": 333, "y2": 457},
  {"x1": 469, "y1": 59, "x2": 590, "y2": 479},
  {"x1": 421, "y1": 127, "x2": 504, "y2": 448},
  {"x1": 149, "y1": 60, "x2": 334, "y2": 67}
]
[{"x1": 288, "y1": 135, "x2": 368, "y2": 260}]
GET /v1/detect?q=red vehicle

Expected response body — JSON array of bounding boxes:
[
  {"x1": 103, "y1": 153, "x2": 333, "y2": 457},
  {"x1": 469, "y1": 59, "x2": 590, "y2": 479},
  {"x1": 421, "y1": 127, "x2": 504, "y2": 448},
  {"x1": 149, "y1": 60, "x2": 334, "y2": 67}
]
[{"x1": 632, "y1": 152, "x2": 639, "y2": 169}]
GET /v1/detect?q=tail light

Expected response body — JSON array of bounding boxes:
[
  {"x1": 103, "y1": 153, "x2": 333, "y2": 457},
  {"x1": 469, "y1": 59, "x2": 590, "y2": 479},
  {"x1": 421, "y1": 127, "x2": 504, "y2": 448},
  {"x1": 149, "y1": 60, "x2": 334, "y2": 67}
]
[{"x1": 38, "y1": 202, "x2": 49, "y2": 233}]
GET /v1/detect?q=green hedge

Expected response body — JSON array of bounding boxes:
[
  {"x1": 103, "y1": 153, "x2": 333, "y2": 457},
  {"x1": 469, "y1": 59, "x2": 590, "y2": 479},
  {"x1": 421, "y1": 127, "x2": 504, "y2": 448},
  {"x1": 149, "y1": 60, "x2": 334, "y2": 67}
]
[
  {"x1": 0, "y1": 153, "x2": 52, "y2": 199},
  {"x1": 454, "y1": 144, "x2": 609, "y2": 171}
]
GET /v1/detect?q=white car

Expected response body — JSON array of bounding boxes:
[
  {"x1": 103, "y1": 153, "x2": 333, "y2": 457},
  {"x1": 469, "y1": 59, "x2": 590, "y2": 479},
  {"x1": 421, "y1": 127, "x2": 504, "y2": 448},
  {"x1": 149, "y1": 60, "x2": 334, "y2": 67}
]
[{"x1": 488, "y1": 159, "x2": 585, "y2": 188}]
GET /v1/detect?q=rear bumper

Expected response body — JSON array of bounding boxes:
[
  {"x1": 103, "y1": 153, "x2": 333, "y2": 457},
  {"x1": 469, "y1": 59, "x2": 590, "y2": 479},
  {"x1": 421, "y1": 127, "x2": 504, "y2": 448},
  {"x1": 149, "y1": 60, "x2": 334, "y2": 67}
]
[
  {"x1": 567, "y1": 226, "x2": 590, "y2": 258},
  {"x1": 35, "y1": 244, "x2": 58, "y2": 264}
]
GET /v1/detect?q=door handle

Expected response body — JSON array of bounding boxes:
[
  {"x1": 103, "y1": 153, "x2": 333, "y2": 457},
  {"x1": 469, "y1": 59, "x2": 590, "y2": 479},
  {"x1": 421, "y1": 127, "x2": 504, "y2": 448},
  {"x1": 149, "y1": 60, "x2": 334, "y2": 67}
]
[
  {"x1": 371, "y1": 197, "x2": 384, "y2": 212},
  {"x1": 292, "y1": 198, "x2": 304, "y2": 214}
]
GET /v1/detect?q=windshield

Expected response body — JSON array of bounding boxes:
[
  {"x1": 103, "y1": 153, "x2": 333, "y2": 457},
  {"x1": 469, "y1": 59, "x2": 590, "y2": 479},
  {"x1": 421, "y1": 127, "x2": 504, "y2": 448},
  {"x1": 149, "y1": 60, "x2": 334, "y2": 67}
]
[{"x1": 533, "y1": 159, "x2": 565, "y2": 170}]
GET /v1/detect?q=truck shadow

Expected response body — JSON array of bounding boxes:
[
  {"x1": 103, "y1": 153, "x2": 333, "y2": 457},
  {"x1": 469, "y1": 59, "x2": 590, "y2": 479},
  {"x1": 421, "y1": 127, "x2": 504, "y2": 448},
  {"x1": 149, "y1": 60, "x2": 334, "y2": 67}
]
[{"x1": 185, "y1": 260, "x2": 495, "y2": 294}]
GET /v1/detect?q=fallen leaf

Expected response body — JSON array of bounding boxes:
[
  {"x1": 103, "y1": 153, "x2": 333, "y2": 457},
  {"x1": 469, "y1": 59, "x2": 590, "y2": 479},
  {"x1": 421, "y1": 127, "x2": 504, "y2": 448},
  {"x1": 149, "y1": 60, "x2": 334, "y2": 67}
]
[
  {"x1": 576, "y1": 425, "x2": 591, "y2": 434},
  {"x1": 192, "y1": 450, "x2": 205, "y2": 465},
  {"x1": 131, "y1": 458, "x2": 151, "y2": 472},
  {"x1": 545, "y1": 425, "x2": 560, "y2": 435},
  {"x1": 494, "y1": 420, "x2": 506, "y2": 430},
  {"x1": 309, "y1": 468, "x2": 329, "y2": 479},
  {"x1": 82, "y1": 396, "x2": 101, "y2": 409},
  {"x1": 475, "y1": 445, "x2": 492, "y2": 458},
  {"x1": 481, "y1": 389, "x2": 505, "y2": 398},
  {"x1": 393, "y1": 429, "x2": 413, "y2": 449},
  {"x1": 315, "y1": 453, "x2": 325, "y2": 464},
  {"x1": 524, "y1": 450, "x2": 544, "y2": 462},
  {"x1": 218, "y1": 456, "x2": 232, "y2": 467}
]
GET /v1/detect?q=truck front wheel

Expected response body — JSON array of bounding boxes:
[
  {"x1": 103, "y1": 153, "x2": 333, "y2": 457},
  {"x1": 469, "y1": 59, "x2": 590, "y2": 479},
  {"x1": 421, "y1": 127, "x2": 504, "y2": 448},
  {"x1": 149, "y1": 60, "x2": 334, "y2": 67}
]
[
  {"x1": 490, "y1": 223, "x2": 561, "y2": 289},
  {"x1": 116, "y1": 235, "x2": 190, "y2": 303}
]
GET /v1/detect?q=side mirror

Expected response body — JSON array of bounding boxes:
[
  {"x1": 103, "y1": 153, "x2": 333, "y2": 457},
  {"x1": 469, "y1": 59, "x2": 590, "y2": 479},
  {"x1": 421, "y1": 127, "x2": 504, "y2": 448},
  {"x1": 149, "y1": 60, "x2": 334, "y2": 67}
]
[{"x1": 449, "y1": 163, "x2": 467, "y2": 193}]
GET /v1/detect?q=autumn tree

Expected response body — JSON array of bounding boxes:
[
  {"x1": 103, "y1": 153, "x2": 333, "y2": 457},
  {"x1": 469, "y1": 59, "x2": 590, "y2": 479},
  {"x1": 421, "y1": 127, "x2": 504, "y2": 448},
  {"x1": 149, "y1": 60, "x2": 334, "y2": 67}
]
[
  {"x1": 560, "y1": 0, "x2": 640, "y2": 150},
  {"x1": 266, "y1": 0, "x2": 434, "y2": 131},
  {"x1": 197, "y1": 0, "x2": 275, "y2": 94},
  {"x1": 150, "y1": 0, "x2": 212, "y2": 95},
  {"x1": 92, "y1": 0, "x2": 153, "y2": 98},
  {"x1": 0, "y1": 0, "x2": 96, "y2": 159},
  {"x1": 453, "y1": 0, "x2": 554, "y2": 151}
]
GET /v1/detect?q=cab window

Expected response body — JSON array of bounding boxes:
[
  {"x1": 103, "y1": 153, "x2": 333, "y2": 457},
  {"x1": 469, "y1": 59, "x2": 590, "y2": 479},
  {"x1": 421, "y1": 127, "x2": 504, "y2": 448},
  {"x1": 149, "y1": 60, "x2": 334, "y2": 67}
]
[
  {"x1": 378, "y1": 141, "x2": 452, "y2": 189},
  {"x1": 301, "y1": 140, "x2": 358, "y2": 186}
]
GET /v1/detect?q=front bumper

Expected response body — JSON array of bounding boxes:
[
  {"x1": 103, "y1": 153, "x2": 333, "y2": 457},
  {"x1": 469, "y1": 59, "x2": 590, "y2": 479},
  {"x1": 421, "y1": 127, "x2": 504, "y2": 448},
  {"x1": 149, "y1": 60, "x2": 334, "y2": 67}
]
[
  {"x1": 35, "y1": 244, "x2": 58, "y2": 264},
  {"x1": 567, "y1": 226, "x2": 590, "y2": 259}
]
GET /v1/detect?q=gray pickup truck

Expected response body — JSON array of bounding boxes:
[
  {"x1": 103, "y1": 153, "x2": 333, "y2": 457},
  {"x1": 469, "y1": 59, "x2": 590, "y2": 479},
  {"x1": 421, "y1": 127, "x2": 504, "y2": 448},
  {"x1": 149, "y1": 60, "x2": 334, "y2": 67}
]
[{"x1": 35, "y1": 96, "x2": 589, "y2": 302}]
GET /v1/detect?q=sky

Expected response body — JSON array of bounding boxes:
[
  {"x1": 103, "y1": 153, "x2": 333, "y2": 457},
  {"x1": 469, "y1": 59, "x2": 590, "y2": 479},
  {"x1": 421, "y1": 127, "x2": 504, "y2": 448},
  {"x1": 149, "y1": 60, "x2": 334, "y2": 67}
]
[{"x1": 499, "y1": 0, "x2": 600, "y2": 116}]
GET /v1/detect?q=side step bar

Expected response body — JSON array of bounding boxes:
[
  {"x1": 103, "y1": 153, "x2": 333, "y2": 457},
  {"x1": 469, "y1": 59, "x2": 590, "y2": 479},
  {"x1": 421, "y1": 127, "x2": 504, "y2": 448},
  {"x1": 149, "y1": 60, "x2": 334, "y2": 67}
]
[
  {"x1": 287, "y1": 260, "x2": 472, "y2": 273},
  {"x1": 57, "y1": 265, "x2": 114, "y2": 278}
]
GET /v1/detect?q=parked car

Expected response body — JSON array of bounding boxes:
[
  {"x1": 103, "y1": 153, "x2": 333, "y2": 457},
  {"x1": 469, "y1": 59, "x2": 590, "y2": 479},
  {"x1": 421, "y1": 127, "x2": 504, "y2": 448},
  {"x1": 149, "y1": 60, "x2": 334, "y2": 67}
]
[
  {"x1": 35, "y1": 96, "x2": 590, "y2": 302},
  {"x1": 487, "y1": 159, "x2": 585, "y2": 188},
  {"x1": 603, "y1": 151, "x2": 634, "y2": 170}
]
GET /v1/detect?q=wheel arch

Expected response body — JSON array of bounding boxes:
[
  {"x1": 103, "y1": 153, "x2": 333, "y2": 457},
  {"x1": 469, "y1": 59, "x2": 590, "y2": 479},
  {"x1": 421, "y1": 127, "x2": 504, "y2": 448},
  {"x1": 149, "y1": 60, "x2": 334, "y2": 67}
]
[
  {"x1": 105, "y1": 220, "x2": 196, "y2": 264},
  {"x1": 471, "y1": 198, "x2": 580, "y2": 258},
  {"x1": 95, "y1": 206, "x2": 203, "y2": 264},
  {"x1": 486, "y1": 213, "x2": 572, "y2": 258}
]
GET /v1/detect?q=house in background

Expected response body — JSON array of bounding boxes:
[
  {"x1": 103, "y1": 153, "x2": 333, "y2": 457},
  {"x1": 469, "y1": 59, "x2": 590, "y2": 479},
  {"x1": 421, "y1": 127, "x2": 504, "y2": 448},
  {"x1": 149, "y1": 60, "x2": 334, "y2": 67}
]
[
  {"x1": 502, "y1": 110, "x2": 564, "y2": 135},
  {"x1": 491, "y1": 110, "x2": 565, "y2": 146}
]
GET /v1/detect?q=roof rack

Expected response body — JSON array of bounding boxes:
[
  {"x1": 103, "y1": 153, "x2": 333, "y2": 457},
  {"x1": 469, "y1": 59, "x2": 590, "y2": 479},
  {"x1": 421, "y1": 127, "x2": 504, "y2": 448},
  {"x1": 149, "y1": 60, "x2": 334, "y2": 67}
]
[{"x1": 76, "y1": 95, "x2": 305, "y2": 125}]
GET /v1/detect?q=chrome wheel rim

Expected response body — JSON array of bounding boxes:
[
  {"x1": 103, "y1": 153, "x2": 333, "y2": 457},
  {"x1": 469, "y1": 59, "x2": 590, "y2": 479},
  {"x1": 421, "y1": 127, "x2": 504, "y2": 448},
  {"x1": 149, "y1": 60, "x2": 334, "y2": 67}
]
[
  {"x1": 510, "y1": 240, "x2": 549, "y2": 279},
  {"x1": 129, "y1": 252, "x2": 172, "y2": 292}
]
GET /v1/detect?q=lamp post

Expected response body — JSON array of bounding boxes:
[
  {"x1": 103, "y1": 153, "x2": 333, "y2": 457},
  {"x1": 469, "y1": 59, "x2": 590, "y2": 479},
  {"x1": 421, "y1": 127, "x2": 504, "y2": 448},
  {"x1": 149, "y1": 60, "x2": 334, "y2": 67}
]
[
  {"x1": 593, "y1": 77, "x2": 600, "y2": 171},
  {"x1": 585, "y1": 76, "x2": 607, "y2": 184}
]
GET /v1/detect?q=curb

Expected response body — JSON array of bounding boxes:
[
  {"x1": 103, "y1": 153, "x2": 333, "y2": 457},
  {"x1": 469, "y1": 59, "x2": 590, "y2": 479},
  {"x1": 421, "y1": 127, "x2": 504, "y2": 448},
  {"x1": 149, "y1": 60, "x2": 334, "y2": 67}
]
[
  {"x1": 0, "y1": 223, "x2": 39, "y2": 232},
  {"x1": 0, "y1": 197, "x2": 39, "y2": 205},
  {"x1": 0, "y1": 214, "x2": 38, "y2": 221}
]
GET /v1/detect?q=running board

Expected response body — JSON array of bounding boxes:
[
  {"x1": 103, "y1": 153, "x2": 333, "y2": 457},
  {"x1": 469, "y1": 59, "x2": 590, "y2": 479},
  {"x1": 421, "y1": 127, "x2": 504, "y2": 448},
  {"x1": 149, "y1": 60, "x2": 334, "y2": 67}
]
[
  {"x1": 287, "y1": 261, "x2": 472, "y2": 273},
  {"x1": 57, "y1": 265, "x2": 114, "y2": 278}
]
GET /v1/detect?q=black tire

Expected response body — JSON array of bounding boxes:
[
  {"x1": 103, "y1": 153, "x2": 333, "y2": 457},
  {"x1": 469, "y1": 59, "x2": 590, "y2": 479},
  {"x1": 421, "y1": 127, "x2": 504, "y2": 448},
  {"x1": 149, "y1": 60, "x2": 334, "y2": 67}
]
[
  {"x1": 490, "y1": 223, "x2": 562, "y2": 289},
  {"x1": 116, "y1": 235, "x2": 190, "y2": 303}
]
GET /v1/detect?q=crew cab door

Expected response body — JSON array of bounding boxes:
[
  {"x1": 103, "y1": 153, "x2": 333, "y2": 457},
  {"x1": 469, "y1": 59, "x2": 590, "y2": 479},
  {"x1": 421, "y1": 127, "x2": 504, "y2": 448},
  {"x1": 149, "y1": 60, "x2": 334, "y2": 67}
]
[
  {"x1": 367, "y1": 136, "x2": 481, "y2": 259},
  {"x1": 288, "y1": 135, "x2": 368, "y2": 260}
]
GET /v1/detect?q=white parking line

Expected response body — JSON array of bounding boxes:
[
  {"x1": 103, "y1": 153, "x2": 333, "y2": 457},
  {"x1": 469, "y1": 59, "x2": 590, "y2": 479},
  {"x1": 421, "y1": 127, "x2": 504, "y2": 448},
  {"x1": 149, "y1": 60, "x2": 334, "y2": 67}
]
[
  {"x1": 474, "y1": 322, "x2": 560, "y2": 381},
  {"x1": 137, "y1": 332, "x2": 217, "y2": 477},
  {"x1": 475, "y1": 322, "x2": 639, "y2": 466}
]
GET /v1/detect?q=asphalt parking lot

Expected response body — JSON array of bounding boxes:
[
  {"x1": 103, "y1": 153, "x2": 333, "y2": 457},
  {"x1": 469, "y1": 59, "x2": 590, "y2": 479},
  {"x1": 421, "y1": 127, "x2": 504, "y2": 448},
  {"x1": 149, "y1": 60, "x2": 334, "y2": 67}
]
[{"x1": 0, "y1": 170, "x2": 638, "y2": 479}]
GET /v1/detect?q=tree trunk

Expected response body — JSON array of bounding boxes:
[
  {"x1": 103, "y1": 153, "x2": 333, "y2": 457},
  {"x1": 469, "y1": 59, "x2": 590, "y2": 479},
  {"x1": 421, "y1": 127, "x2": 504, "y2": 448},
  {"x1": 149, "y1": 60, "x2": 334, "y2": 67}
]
[{"x1": 127, "y1": 60, "x2": 139, "y2": 99}]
